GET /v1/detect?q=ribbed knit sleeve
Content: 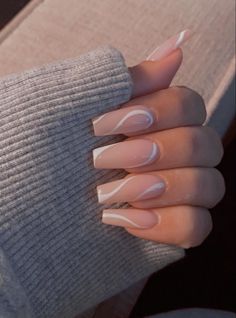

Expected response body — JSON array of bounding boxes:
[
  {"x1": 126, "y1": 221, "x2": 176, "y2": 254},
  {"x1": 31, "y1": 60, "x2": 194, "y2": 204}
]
[{"x1": 0, "y1": 45, "x2": 184, "y2": 318}]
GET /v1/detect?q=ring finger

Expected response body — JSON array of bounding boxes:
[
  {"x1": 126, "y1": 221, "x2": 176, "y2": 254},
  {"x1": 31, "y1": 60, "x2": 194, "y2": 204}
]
[{"x1": 97, "y1": 167, "x2": 225, "y2": 209}]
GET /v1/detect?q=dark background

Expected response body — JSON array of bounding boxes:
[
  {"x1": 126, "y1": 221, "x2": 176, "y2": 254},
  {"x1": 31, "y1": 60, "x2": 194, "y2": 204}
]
[
  {"x1": 131, "y1": 134, "x2": 236, "y2": 317},
  {"x1": 0, "y1": 0, "x2": 31, "y2": 30},
  {"x1": 0, "y1": 1, "x2": 235, "y2": 316}
]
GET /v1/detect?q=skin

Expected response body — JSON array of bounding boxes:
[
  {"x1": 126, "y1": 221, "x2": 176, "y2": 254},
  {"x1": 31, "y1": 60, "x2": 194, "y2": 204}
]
[{"x1": 100, "y1": 49, "x2": 225, "y2": 248}]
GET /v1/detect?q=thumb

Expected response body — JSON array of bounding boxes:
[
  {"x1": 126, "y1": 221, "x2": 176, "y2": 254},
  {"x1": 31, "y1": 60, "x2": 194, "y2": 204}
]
[{"x1": 129, "y1": 48, "x2": 183, "y2": 98}]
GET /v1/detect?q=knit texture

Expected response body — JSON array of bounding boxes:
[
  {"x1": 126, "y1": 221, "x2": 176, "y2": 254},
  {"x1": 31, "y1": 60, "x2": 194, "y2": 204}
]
[{"x1": 0, "y1": 45, "x2": 184, "y2": 318}]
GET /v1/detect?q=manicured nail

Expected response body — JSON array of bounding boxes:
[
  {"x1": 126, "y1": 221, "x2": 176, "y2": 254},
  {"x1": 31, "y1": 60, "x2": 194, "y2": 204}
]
[
  {"x1": 146, "y1": 29, "x2": 192, "y2": 61},
  {"x1": 102, "y1": 208, "x2": 159, "y2": 229},
  {"x1": 93, "y1": 139, "x2": 159, "y2": 169},
  {"x1": 97, "y1": 174, "x2": 165, "y2": 204},
  {"x1": 92, "y1": 105, "x2": 155, "y2": 136}
]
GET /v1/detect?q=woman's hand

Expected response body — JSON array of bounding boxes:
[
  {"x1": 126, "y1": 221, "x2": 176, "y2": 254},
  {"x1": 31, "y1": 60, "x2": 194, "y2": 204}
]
[{"x1": 92, "y1": 49, "x2": 225, "y2": 249}]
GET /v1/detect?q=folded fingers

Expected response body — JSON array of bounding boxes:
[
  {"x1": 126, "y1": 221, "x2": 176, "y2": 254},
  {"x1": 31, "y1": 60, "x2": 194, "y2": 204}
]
[{"x1": 92, "y1": 86, "x2": 225, "y2": 249}]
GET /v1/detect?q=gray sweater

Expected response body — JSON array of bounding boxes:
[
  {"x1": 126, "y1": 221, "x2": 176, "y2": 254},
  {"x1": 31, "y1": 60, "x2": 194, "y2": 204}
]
[{"x1": 0, "y1": 45, "x2": 184, "y2": 318}]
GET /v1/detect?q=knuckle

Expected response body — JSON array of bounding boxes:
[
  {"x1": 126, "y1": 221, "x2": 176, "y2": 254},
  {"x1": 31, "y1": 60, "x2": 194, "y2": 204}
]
[
  {"x1": 187, "y1": 168, "x2": 225, "y2": 208},
  {"x1": 208, "y1": 168, "x2": 226, "y2": 207},
  {"x1": 180, "y1": 127, "x2": 202, "y2": 162},
  {"x1": 203, "y1": 127, "x2": 224, "y2": 166},
  {"x1": 179, "y1": 206, "x2": 213, "y2": 249},
  {"x1": 176, "y1": 85, "x2": 204, "y2": 104},
  {"x1": 180, "y1": 126, "x2": 224, "y2": 167},
  {"x1": 188, "y1": 128, "x2": 201, "y2": 152},
  {"x1": 169, "y1": 86, "x2": 187, "y2": 103},
  {"x1": 171, "y1": 86, "x2": 207, "y2": 124}
]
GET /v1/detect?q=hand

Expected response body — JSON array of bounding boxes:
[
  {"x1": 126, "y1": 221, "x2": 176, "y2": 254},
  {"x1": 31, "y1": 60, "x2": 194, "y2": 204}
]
[{"x1": 92, "y1": 48, "x2": 225, "y2": 249}]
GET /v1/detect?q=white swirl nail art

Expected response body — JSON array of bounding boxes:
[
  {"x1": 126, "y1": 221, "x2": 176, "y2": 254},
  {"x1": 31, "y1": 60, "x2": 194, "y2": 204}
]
[
  {"x1": 93, "y1": 109, "x2": 154, "y2": 135},
  {"x1": 93, "y1": 144, "x2": 115, "y2": 163},
  {"x1": 134, "y1": 182, "x2": 165, "y2": 201},
  {"x1": 97, "y1": 176, "x2": 136, "y2": 203},
  {"x1": 108, "y1": 109, "x2": 154, "y2": 133},
  {"x1": 92, "y1": 114, "x2": 106, "y2": 125},
  {"x1": 98, "y1": 171, "x2": 166, "y2": 204},
  {"x1": 102, "y1": 212, "x2": 144, "y2": 228},
  {"x1": 125, "y1": 142, "x2": 158, "y2": 168},
  {"x1": 93, "y1": 140, "x2": 159, "y2": 169}
]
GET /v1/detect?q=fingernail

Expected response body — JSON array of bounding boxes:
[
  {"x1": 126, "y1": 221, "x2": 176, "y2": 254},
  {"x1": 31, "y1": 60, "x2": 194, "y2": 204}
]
[
  {"x1": 92, "y1": 105, "x2": 155, "y2": 136},
  {"x1": 146, "y1": 29, "x2": 192, "y2": 61},
  {"x1": 102, "y1": 208, "x2": 159, "y2": 229},
  {"x1": 97, "y1": 174, "x2": 165, "y2": 204},
  {"x1": 93, "y1": 139, "x2": 159, "y2": 169}
]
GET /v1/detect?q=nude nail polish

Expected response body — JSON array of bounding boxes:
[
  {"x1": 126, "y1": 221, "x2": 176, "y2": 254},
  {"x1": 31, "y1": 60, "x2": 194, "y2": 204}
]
[
  {"x1": 102, "y1": 208, "x2": 159, "y2": 229},
  {"x1": 97, "y1": 174, "x2": 165, "y2": 204},
  {"x1": 92, "y1": 105, "x2": 155, "y2": 136},
  {"x1": 146, "y1": 29, "x2": 192, "y2": 61},
  {"x1": 92, "y1": 139, "x2": 159, "y2": 169}
]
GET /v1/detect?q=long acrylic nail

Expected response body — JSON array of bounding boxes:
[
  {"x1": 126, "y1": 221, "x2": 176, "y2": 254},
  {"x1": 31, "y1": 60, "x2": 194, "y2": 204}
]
[
  {"x1": 97, "y1": 174, "x2": 165, "y2": 204},
  {"x1": 146, "y1": 29, "x2": 191, "y2": 61},
  {"x1": 92, "y1": 105, "x2": 155, "y2": 136},
  {"x1": 102, "y1": 209, "x2": 159, "y2": 229},
  {"x1": 93, "y1": 139, "x2": 159, "y2": 169}
]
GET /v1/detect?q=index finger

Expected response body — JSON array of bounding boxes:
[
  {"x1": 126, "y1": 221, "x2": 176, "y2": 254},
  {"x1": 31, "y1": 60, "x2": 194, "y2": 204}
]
[{"x1": 129, "y1": 48, "x2": 183, "y2": 98}]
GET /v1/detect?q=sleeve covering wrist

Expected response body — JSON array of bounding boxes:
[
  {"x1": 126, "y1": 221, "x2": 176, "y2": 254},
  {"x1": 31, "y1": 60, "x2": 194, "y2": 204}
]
[{"x1": 0, "y1": 45, "x2": 184, "y2": 318}]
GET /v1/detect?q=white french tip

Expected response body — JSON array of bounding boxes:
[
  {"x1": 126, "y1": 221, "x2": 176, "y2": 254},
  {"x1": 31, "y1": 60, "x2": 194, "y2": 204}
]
[
  {"x1": 146, "y1": 28, "x2": 192, "y2": 61},
  {"x1": 92, "y1": 144, "x2": 115, "y2": 166},
  {"x1": 175, "y1": 30, "x2": 185, "y2": 48},
  {"x1": 92, "y1": 114, "x2": 106, "y2": 125}
]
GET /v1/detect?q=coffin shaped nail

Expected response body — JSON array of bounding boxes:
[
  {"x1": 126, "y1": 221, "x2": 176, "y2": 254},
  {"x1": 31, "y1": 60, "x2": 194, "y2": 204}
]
[
  {"x1": 102, "y1": 208, "x2": 159, "y2": 229},
  {"x1": 146, "y1": 29, "x2": 192, "y2": 61},
  {"x1": 93, "y1": 139, "x2": 159, "y2": 169},
  {"x1": 92, "y1": 105, "x2": 155, "y2": 136},
  {"x1": 97, "y1": 174, "x2": 165, "y2": 204}
]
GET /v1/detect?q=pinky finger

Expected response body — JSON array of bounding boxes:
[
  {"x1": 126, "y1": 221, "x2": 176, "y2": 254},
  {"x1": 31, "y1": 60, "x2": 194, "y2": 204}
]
[{"x1": 102, "y1": 206, "x2": 213, "y2": 249}]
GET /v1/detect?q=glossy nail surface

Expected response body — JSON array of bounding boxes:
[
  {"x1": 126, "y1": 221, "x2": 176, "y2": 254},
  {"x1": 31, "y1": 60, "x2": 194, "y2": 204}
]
[
  {"x1": 146, "y1": 29, "x2": 191, "y2": 61},
  {"x1": 93, "y1": 139, "x2": 159, "y2": 169},
  {"x1": 92, "y1": 105, "x2": 155, "y2": 136},
  {"x1": 102, "y1": 209, "x2": 159, "y2": 229},
  {"x1": 97, "y1": 174, "x2": 165, "y2": 204}
]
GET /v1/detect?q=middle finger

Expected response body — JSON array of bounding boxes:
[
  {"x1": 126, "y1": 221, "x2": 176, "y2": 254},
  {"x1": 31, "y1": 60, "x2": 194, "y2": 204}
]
[{"x1": 93, "y1": 126, "x2": 223, "y2": 172}]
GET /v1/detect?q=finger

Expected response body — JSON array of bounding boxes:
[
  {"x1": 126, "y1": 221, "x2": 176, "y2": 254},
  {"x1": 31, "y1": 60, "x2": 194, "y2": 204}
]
[
  {"x1": 129, "y1": 29, "x2": 191, "y2": 98},
  {"x1": 92, "y1": 126, "x2": 223, "y2": 171},
  {"x1": 129, "y1": 168, "x2": 225, "y2": 209},
  {"x1": 125, "y1": 126, "x2": 224, "y2": 172},
  {"x1": 96, "y1": 168, "x2": 225, "y2": 209},
  {"x1": 92, "y1": 86, "x2": 206, "y2": 137},
  {"x1": 129, "y1": 49, "x2": 183, "y2": 98},
  {"x1": 106, "y1": 206, "x2": 212, "y2": 248}
]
